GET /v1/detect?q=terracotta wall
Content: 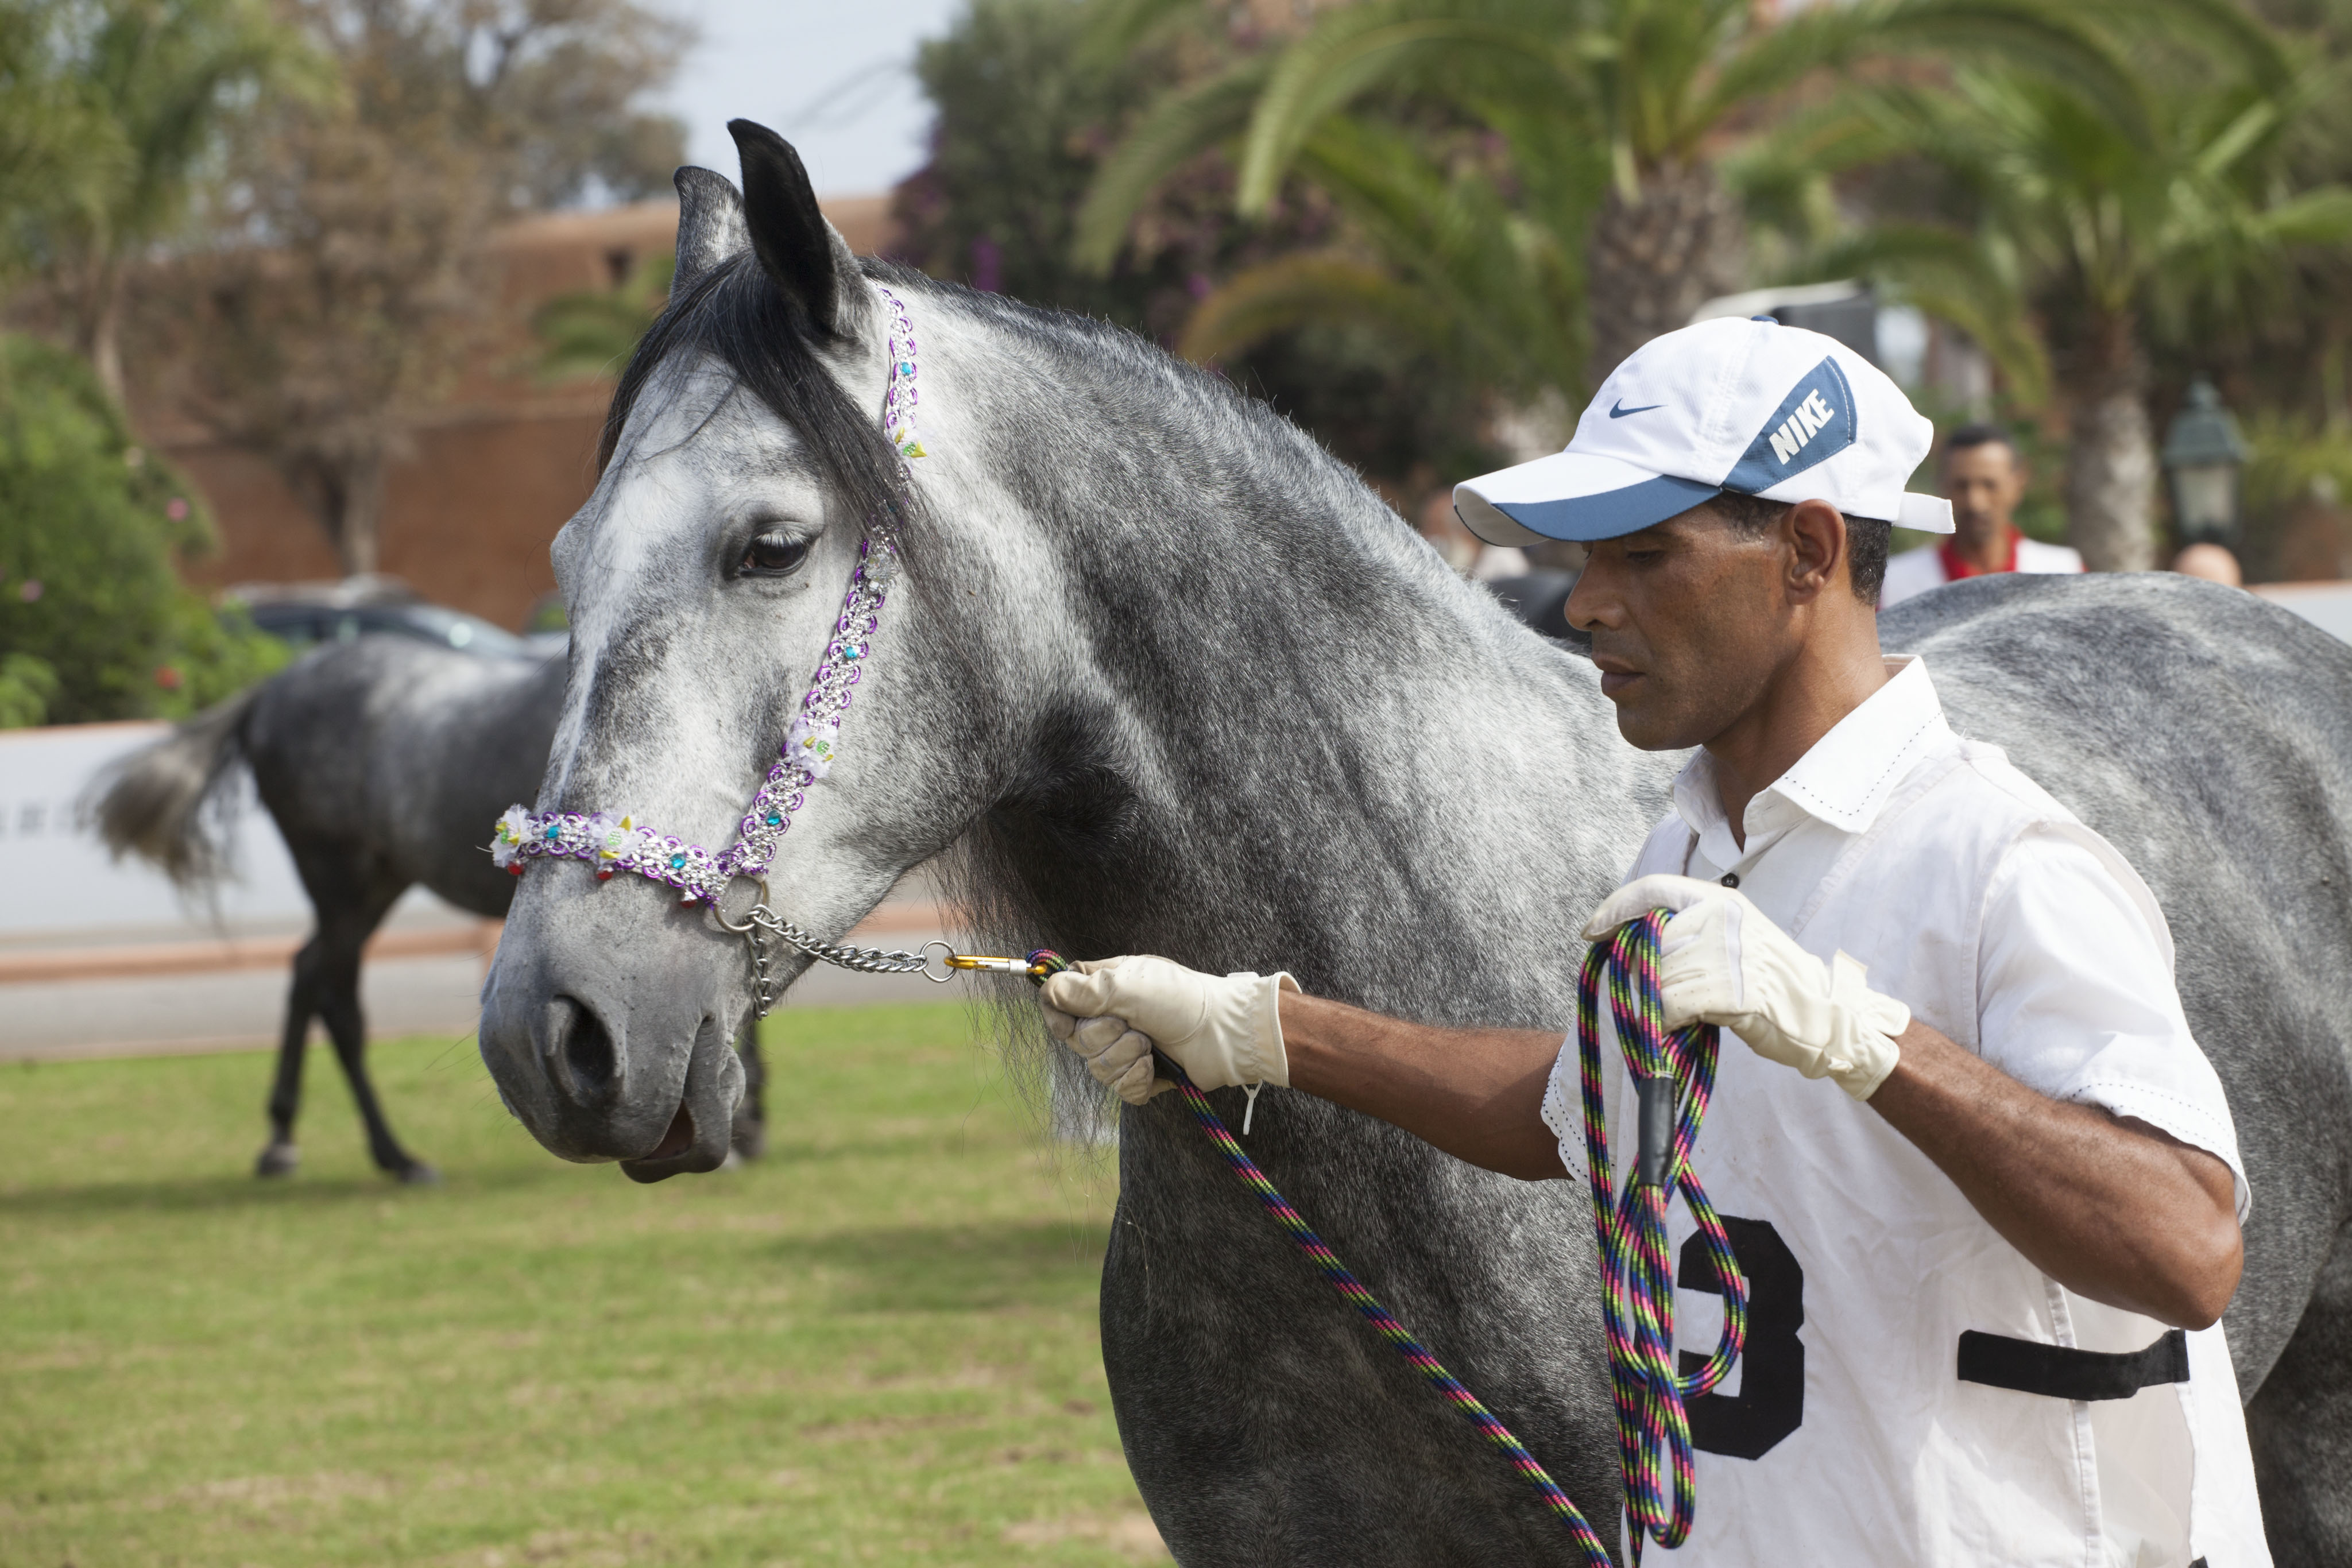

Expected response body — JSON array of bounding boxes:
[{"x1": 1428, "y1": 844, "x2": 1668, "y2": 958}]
[
  {"x1": 160, "y1": 195, "x2": 898, "y2": 631},
  {"x1": 171, "y1": 411, "x2": 608, "y2": 632}
]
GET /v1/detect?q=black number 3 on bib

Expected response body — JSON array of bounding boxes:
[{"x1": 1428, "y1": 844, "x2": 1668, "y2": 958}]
[{"x1": 1678, "y1": 1215, "x2": 1805, "y2": 1459}]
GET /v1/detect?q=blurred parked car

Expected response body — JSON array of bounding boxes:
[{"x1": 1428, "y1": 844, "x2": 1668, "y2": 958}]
[{"x1": 228, "y1": 576, "x2": 536, "y2": 659}]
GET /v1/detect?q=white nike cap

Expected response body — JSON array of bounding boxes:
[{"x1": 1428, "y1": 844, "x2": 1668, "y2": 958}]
[{"x1": 1454, "y1": 316, "x2": 1955, "y2": 544}]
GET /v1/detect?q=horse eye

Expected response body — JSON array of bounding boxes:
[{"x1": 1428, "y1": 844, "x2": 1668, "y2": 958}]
[{"x1": 741, "y1": 531, "x2": 810, "y2": 575}]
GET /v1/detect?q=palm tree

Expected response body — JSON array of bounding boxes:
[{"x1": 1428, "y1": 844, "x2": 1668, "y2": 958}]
[
  {"x1": 1170, "y1": 102, "x2": 1592, "y2": 428},
  {"x1": 0, "y1": 2, "x2": 123, "y2": 288},
  {"x1": 1744, "y1": 14, "x2": 2352, "y2": 568},
  {"x1": 26, "y1": 0, "x2": 320, "y2": 404},
  {"x1": 1076, "y1": 0, "x2": 2144, "y2": 407},
  {"x1": 532, "y1": 254, "x2": 675, "y2": 382}
]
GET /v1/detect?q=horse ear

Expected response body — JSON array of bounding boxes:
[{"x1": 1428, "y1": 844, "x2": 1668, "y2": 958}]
[
  {"x1": 726, "y1": 118, "x2": 864, "y2": 337},
  {"x1": 671, "y1": 166, "x2": 749, "y2": 297}
]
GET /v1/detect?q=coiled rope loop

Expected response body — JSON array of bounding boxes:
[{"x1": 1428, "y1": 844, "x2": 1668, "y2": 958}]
[
  {"x1": 1031, "y1": 923, "x2": 1745, "y2": 1564},
  {"x1": 1579, "y1": 909, "x2": 1748, "y2": 1560}
]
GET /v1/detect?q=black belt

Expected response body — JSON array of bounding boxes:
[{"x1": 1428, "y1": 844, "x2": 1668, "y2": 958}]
[{"x1": 1957, "y1": 1327, "x2": 2189, "y2": 1402}]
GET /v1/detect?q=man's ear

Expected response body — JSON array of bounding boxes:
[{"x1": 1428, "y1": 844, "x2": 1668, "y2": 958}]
[{"x1": 1782, "y1": 499, "x2": 1847, "y2": 602}]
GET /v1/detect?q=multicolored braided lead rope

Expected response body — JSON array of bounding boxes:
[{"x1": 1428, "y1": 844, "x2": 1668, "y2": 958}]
[
  {"x1": 1027, "y1": 951, "x2": 1612, "y2": 1566},
  {"x1": 1578, "y1": 911, "x2": 1748, "y2": 1562},
  {"x1": 1031, "y1": 922, "x2": 1746, "y2": 1563}
]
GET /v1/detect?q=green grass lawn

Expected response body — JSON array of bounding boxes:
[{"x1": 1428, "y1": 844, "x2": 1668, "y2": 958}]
[{"x1": 0, "y1": 1005, "x2": 1161, "y2": 1567}]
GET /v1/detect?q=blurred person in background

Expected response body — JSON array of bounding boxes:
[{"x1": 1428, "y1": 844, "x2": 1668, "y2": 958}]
[
  {"x1": 1881, "y1": 426, "x2": 2083, "y2": 607},
  {"x1": 2172, "y1": 542, "x2": 2244, "y2": 586}
]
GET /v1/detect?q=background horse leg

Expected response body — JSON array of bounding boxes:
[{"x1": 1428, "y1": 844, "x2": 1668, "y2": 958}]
[
  {"x1": 730, "y1": 1005, "x2": 767, "y2": 1162},
  {"x1": 254, "y1": 940, "x2": 326, "y2": 1176},
  {"x1": 297, "y1": 860, "x2": 437, "y2": 1184},
  {"x1": 318, "y1": 925, "x2": 437, "y2": 1184},
  {"x1": 2246, "y1": 1219, "x2": 2352, "y2": 1563}
]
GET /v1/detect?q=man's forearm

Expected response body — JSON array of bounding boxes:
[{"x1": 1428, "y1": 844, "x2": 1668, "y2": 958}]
[
  {"x1": 1277, "y1": 992, "x2": 1568, "y2": 1181},
  {"x1": 1869, "y1": 1020, "x2": 2243, "y2": 1329}
]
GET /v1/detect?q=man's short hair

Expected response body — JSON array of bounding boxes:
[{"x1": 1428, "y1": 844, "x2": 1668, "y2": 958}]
[
  {"x1": 1710, "y1": 492, "x2": 1893, "y2": 608},
  {"x1": 1943, "y1": 423, "x2": 2018, "y2": 462}
]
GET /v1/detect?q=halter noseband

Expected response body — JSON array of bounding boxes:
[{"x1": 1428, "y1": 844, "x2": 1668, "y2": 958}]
[{"x1": 490, "y1": 284, "x2": 926, "y2": 926}]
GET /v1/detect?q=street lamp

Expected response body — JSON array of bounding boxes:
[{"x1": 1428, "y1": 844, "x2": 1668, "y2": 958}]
[{"x1": 2161, "y1": 377, "x2": 2249, "y2": 547}]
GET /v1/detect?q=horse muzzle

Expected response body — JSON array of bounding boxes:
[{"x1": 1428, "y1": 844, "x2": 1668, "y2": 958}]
[{"x1": 478, "y1": 875, "x2": 746, "y2": 1180}]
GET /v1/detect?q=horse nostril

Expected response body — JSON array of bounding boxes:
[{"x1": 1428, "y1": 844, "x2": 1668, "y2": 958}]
[{"x1": 551, "y1": 996, "x2": 619, "y2": 1100}]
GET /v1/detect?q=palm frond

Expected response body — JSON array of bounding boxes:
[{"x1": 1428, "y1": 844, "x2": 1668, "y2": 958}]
[
  {"x1": 1701, "y1": 0, "x2": 2150, "y2": 154},
  {"x1": 1289, "y1": 115, "x2": 1584, "y2": 392},
  {"x1": 1070, "y1": 56, "x2": 1269, "y2": 274},
  {"x1": 1177, "y1": 253, "x2": 1451, "y2": 363},
  {"x1": 1234, "y1": 5, "x2": 1570, "y2": 215},
  {"x1": 2090, "y1": 0, "x2": 2292, "y2": 93},
  {"x1": 2243, "y1": 187, "x2": 2352, "y2": 246},
  {"x1": 1797, "y1": 222, "x2": 2048, "y2": 402},
  {"x1": 1075, "y1": 0, "x2": 1203, "y2": 69}
]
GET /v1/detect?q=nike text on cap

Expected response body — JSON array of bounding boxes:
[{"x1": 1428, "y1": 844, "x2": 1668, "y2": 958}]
[{"x1": 1453, "y1": 317, "x2": 1956, "y2": 545}]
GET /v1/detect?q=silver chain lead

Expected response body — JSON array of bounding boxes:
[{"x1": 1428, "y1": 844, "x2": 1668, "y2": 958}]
[
  {"x1": 749, "y1": 904, "x2": 933, "y2": 976},
  {"x1": 737, "y1": 900, "x2": 950, "y2": 1019}
]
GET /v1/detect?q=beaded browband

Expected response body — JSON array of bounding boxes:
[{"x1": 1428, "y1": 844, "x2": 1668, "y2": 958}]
[{"x1": 489, "y1": 285, "x2": 926, "y2": 909}]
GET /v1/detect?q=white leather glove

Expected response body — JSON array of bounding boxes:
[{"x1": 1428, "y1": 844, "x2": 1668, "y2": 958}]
[
  {"x1": 1039, "y1": 955, "x2": 1297, "y2": 1106},
  {"x1": 1583, "y1": 874, "x2": 1911, "y2": 1101}
]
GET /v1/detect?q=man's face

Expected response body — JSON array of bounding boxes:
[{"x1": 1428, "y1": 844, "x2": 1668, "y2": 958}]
[
  {"x1": 1942, "y1": 442, "x2": 2025, "y2": 540},
  {"x1": 1563, "y1": 507, "x2": 1800, "y2": 752}
]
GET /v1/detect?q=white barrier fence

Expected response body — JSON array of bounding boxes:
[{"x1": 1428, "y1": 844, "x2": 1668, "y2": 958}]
[
  {"x1": 2251, "y1": 580, "x2": 2352, "y2": 645},
  {"x1": 0, "y1": 721, "x2": 489, "y2": 1058},
  {"x1": 0, "y1": 720, "x2": 314, "y2": 947}
]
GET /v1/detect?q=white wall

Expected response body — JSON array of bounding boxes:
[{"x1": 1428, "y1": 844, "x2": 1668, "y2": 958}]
[
  {"x1": 2252, "y1": 582, "x2": 2352, "y2": 645},
  {"x1": 0, "y1": 721, "x2": 312, "y2": 946}
]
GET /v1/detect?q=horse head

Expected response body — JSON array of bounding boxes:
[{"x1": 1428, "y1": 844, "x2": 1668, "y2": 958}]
[{"x1": 478, "y1": 123, "x2": 1033, "y2": 1178}]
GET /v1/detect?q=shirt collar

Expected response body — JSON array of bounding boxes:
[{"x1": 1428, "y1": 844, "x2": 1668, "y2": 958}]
[{"x1": 1672, "y1": 656, "x2": 1955, "y2": 869}]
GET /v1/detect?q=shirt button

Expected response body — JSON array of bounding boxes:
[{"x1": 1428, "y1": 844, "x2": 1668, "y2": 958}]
[{"x1": 1720, "y1": 873, "x2": 1741, "y2": 889}]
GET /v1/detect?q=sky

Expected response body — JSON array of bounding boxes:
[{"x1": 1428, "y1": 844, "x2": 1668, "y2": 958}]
[{"x1": 655, "y1": 0, "x2": 970, "y2": 197}]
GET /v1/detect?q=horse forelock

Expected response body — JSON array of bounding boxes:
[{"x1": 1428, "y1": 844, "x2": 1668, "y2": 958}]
[{"x1": 599, "y1": 254, "x2": 918, "y2": 547}]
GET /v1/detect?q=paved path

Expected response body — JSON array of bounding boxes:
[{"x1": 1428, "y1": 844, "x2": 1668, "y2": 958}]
[{"x1": 0, "y1": 894, "x2": 978, "y2": 1062}]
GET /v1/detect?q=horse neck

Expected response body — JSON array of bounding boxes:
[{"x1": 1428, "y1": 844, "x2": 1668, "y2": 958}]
[{"x1": 927, "y1": 296, "x2": 1669, "y2": 1024}]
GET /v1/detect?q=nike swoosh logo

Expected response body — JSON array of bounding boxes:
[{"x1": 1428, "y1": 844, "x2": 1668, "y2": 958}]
[{"x1": 1609, "y1": 400, "x2": 1664, "y2": 418}]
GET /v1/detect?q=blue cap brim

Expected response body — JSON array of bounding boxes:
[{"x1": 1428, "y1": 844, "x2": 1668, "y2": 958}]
[{"x1": 1454, "y1": 470, "x2": 1724, "y2": 545}]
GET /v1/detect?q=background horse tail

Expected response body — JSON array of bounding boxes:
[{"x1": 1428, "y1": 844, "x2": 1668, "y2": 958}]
[{"x1": 91, "y1": 682, "x2": 265, "y2": 889}]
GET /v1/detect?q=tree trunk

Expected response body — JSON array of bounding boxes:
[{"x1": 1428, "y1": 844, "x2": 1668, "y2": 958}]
[
  {"x1": 287, "y1": 453, "x2": 387, "y2": 578},
  {"x1": 1583, "y1": 164, "x2": 1748, "y2": 390},
  {"x1": 2062, "y1": 316, "x2": 2158, "y2": 572},
  {"x1": 88, "y1": 268, "x2": 125, "y2": 411},
  {"x1": 72, "y1": 254, "x2": 128, "y2": 408},
  {"x1": 338, "y1": 458, "x2": 385, "y2": 577}
]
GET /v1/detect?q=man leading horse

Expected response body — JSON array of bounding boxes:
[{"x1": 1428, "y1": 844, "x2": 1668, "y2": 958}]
[{"x1": 1044, "y1": 318, "x2": 2264, "y2": 1564}]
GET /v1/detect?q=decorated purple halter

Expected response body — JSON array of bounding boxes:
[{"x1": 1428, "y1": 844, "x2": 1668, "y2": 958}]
[{"x1": 485, "y1": 285, "x2": 992, "y2": 1007}]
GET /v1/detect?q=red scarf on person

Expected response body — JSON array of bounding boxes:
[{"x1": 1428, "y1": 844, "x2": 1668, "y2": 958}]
[{"x1": 1940, "y1": 528, "x2": 2019, "y2": 580}]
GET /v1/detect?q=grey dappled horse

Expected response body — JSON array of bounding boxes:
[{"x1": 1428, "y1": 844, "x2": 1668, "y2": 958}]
[
  {"x1": 478, "y1": 125, "x2": 2352, "y2": 1563},
  {"x1": 96, "y1": 640, "x2": 562, "y2": 1180}
]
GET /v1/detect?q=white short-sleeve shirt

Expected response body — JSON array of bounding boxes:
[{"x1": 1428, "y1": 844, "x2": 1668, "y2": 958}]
[{"x1": 1542, "y1": 656, "x2": 2266, "y2": 1566}]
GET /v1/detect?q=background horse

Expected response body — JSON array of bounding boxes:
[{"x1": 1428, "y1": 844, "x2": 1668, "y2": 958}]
[
  {"x1": 96, "y1": 641, "x2": 773, "y2": 1179},
  {"x1": 97, "y1": 640, "x2": 562, "y2": 1181},
  {"x1": 477, "y1": 126, "x2": 2352, "y2": 1563}
]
